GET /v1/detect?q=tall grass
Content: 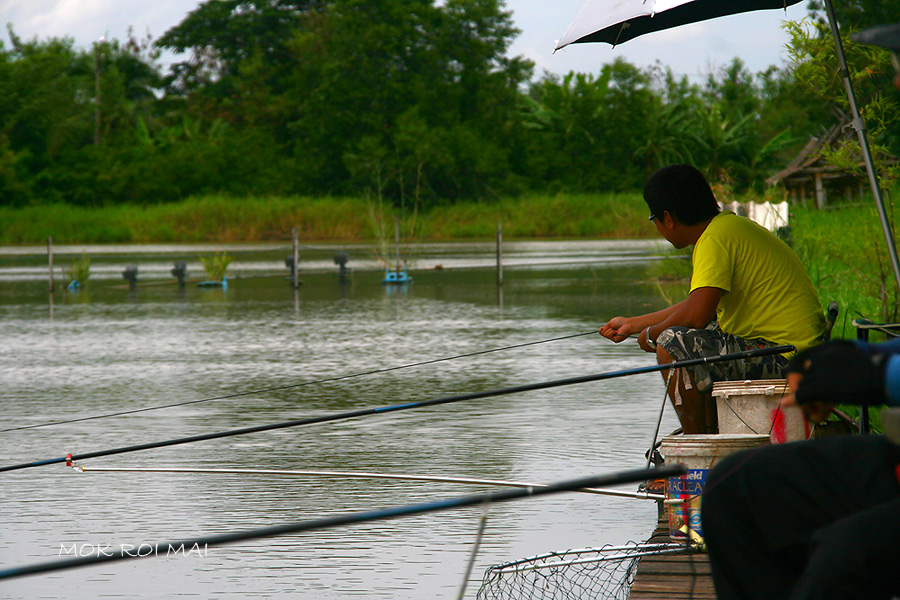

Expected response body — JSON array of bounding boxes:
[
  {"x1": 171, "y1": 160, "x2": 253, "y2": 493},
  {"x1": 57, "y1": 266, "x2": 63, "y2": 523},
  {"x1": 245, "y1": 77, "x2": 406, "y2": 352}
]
[
  {"x1": 0, "y1": 196, "x2": 375, "y2": 244},
  {"x1": 6, "y1": 193, "x2": 896, "y2": 332},
  {"x1": 790, "y1": 201, "x2": 900, "y2": 337},
  {"x1": 63, "y1": 251, "x2": 91, "y2": 286},
  {"x1": 422, "y1": 193, "x2": 652, "y2": 239},
  {"x1": 1, "y1": 193, "x2": 653, "y2": 245},
  {"x1": 199, "y1": 252, "x2": 233, "y2": 281}
]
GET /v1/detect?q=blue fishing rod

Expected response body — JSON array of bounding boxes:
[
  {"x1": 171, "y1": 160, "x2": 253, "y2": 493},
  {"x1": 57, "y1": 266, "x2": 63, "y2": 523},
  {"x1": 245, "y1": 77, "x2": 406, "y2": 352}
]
[
  {"x1": 0, "y1": 464, "x2": 686, "y2": 581},
  {"x1": 0, "y1": 345, "x2": 792, "y2": 474}
]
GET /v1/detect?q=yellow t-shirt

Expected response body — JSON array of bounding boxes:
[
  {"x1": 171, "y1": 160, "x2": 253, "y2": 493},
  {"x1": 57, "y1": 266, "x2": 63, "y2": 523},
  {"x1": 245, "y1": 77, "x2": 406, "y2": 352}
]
[{"x1": 690, "y1": 211, "x2": 825, "y2": 352}]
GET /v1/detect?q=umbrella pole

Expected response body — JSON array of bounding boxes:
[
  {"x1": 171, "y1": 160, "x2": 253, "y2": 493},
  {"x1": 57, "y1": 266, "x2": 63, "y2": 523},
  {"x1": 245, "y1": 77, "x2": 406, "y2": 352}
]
[{"x1": 823, "y1": 0, "x2": 900, "y2": 295}]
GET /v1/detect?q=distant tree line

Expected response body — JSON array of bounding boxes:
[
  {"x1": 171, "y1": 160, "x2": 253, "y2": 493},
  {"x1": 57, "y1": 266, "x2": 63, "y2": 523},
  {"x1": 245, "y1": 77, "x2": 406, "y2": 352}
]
[{"x1": 0, "y1": 0, "x2": 897, "y2": 207}]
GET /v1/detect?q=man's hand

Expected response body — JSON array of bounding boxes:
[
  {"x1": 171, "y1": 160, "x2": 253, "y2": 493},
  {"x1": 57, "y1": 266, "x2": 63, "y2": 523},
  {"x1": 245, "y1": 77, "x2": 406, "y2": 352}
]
[
  {"x1": 781, "y1": 371, "x2": 834, "y2": 424},
  {"x1": 600, "y1": 317, "x2": 637, "y2": 343}
]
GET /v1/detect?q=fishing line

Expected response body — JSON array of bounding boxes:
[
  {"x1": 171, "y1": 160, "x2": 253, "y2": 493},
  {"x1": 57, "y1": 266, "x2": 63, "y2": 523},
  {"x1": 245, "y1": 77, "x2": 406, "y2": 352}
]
[
  {"x1": 0, "y1": 465, "x2": 686, "y2": 581},
  {"x1": 0, "y1": 345, "x2": 793, "y2": 474},
  {"x1": 0, "y1": 330, "x2": 599, "y2": 434}
]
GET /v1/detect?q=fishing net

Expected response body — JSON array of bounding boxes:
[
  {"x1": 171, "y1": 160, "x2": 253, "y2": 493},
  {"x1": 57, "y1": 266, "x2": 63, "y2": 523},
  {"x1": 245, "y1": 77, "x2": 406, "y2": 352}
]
[{"x1": 476, "y1": 542, "x2": 690, "y2": 600}]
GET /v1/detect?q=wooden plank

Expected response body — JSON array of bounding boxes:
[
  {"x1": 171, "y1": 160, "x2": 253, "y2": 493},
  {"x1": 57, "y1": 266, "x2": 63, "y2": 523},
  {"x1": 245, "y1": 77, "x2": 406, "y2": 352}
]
[{"x1": 629, "y1": 506, "x2": 718, "y2": 599}]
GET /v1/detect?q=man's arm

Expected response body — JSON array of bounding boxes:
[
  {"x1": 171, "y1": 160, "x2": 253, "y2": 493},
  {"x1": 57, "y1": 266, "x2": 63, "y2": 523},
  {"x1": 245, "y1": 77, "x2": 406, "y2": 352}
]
[
  {"x1": 600, "y1": 287, "x2": 722, "y2": 349},
  {"x1": 786, "y1": 340, "x2": 900, "y2": 416},
  {"x1": 636, "y1": 287, "x2": 722, "y2": 351},
  {"x1": 600, "y1": 301, "x2": 686, "y2": 343}
]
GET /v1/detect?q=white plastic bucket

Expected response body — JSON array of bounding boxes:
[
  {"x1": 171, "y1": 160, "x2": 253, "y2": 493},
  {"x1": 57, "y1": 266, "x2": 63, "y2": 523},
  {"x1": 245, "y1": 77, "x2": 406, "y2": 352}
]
[
  {"x1": 712, "y1": 379, "x2": 810, "y2": 443},
  {"x1": 660, "y1": 434, "x2": 770, "y2": 540}
]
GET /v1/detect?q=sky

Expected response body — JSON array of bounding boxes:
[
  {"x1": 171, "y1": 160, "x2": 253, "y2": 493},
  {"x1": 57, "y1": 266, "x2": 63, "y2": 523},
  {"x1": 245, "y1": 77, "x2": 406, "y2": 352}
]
[{"x1": 0, "y1": 0, "x2": 811, "y2": 80}]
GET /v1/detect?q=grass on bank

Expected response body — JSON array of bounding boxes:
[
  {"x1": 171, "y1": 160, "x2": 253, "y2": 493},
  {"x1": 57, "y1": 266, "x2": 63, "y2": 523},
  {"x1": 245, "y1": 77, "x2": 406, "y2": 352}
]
[{"x1": 0, "y1": 192, "x2": 653, "y2": 245}]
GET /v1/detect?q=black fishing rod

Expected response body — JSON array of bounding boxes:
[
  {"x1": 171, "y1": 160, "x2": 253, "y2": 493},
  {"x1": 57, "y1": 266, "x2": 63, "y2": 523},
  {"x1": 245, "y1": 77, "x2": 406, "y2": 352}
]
[
  {"x1": 0, "y1": 345, "x2": 792, "y2": 474},
  {"x1": 0, "y1": 331, "x2": 598, "y2": 434},
  {"x1": 0, "y1": 464, "x2": 686, "y2": 581}
]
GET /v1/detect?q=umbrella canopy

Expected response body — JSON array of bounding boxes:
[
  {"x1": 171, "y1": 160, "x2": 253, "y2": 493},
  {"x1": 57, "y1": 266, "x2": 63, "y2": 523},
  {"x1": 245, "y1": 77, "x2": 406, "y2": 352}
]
[{"x1": 556, "y1": 0, "x2": 802, "y2": 50}]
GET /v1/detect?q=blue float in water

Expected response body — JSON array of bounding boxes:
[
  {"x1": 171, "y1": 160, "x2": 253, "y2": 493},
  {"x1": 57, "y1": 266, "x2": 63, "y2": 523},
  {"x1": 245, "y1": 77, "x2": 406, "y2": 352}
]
[{"x1": 382, "y1": 269, "x2": 411, "y2": 285}]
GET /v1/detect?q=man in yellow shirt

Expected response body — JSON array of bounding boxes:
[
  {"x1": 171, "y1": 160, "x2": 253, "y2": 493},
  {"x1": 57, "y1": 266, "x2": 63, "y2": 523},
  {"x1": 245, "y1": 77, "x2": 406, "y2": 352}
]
[{"x1": 600, "y1": 164, "x2": 825, "y2": 434}]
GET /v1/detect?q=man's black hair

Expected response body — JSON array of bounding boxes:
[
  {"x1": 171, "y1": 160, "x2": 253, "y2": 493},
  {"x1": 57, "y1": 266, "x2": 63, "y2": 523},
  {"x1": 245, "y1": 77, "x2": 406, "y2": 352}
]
[{"x1": 643, "y1": 164, "x2": 720, "y2": 226}]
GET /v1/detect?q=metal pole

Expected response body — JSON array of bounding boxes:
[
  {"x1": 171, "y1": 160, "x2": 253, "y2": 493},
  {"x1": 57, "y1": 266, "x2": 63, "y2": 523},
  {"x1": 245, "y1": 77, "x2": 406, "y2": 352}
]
[
  {"x1": 824, "y1": 0, "x2": 900, "y2": 294},
  {"x1": 854, "y1": 319, "x2": 872, "y2": 434},
  {"x1": 292, "y1": 227, "x2": 299, "y2": 290}
]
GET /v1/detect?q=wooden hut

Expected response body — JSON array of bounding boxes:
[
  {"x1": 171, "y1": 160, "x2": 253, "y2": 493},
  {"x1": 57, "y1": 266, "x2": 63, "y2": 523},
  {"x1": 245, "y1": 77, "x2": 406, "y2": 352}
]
[{"x1": 766, "y1": 115, "x2": 896, "y2": 207}]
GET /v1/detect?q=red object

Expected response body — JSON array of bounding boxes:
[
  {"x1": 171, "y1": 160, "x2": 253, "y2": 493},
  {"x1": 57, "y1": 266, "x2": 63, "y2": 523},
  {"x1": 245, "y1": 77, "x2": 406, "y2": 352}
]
[
  {"x1": 65, "y1": 453, "x2": 73, "y2": 467},
  {"x1": 770, "y1": 407, "x2": 811, "y2": 444}
]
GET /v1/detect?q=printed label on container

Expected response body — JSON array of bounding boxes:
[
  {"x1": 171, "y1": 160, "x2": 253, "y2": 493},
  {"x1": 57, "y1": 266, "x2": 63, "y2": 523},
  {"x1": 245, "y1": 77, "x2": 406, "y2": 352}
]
[{"x1": 666, "y1": 468, "x2": 707, "y2": 538}]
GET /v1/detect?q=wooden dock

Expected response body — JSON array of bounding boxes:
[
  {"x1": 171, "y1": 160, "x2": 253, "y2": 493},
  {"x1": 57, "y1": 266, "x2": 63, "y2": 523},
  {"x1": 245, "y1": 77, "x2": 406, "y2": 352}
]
[{"x1": 629, "y1": 512, "x2": 717, "y2": 599}]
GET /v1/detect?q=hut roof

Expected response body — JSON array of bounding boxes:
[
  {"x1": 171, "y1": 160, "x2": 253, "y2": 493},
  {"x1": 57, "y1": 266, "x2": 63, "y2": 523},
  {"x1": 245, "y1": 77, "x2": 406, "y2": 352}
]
[{"x1": 765, "y1": 116, "x2": 860, "y2": 187}]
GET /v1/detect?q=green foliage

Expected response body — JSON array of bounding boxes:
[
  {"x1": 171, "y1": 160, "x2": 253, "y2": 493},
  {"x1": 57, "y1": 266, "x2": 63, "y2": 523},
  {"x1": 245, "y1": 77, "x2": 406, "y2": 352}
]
[
  {"x1": 805, "y1": 0, "x2": 900, "y2": 31},
  {"x1": 786, "y1": 19, "x2": 900, "y2": 188},
  {"x1": 790, "y1": 201, "x2": 900, "y2": 327},
  {"x1": 0, "y1": 193, "x2": 652, "y2": 244},
  {"x1": 64, "y1": 251, "x2": 91, "y2": 285},
  {"x1": 199, "y1": 251, "x2": 232, "y2": 281},
  {"x1": 423, "y1": 192, "x2": 652, "y2": 239},
  {"x1": 281, "y1": 0, "x2": 532, "y2": 199}
]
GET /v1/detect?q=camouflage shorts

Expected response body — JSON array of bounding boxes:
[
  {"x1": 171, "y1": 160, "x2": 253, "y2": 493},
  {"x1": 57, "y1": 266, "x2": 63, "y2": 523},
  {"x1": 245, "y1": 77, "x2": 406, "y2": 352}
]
[{"x1": 656, "y1": 322, "x2": 789, "y2": 393}]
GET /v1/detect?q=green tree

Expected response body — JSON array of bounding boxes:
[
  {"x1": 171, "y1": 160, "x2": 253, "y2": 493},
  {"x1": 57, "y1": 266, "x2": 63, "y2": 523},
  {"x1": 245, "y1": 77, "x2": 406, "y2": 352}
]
[
  {"x1": 806, "y1": 0, "x2": 900, "y2": 30},
  {"x1": 786, "y1": 18, "x2": 900, "y2": 187},
  {"x1": 0, "y1": 27, "x2": 164, "y2": 206},
  {"x1": 522, "y1": 58, "x2": 657, "y2": 192},
  {"x1": 158, "y1": 0, "x2": 531, "y2": 200},
  {"x1": 156, "y1": 0, "x2": 323, "y2": 96},
  {"x1": 285, "y1": 0, "x2": 531, "y2": 198}
]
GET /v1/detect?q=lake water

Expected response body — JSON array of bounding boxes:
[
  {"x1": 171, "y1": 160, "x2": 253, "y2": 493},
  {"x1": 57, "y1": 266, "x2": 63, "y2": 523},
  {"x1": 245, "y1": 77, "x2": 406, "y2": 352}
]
[{"x1": 0, "y1": 240, "x2": 682, "y2": 599}]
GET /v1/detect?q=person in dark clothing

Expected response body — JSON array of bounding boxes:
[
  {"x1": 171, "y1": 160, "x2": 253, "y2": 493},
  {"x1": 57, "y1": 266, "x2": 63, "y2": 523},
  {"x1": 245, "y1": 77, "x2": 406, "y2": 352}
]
[{"x1": 701, "y1": 339, "x2": 900, "y2": 599}]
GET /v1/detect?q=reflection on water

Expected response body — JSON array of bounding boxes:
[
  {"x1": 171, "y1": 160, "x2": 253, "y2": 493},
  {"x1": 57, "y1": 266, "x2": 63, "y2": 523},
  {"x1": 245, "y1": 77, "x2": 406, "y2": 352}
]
[{"x1": 0, "y1": 241, "x2": 680, "y2": 599}]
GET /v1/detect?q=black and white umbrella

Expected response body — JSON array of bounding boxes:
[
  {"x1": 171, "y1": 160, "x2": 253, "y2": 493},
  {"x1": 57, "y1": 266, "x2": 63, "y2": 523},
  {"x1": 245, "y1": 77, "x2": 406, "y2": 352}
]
[
  {"x1": 555, "y1": 0, "x2": 900, "y2": 293},
  {"x1": 555, "y1": 0, "x2": 802, "y2": 49}
]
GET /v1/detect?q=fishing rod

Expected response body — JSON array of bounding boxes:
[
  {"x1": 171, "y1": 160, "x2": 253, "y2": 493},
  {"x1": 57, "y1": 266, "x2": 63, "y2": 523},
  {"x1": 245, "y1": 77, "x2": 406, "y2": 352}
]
[
  {"x1": 67, "y1": 464, "x2": 667, "y2": 502},
  {"x1": 0, "y1": 330, "x2": 598, "y2": 434},
  {"x1": 0, "y1": 344, "x2": 793, "y2": 474},
  {"x1": 0, "y1": 464, "x2": 686, "y2": 581}
]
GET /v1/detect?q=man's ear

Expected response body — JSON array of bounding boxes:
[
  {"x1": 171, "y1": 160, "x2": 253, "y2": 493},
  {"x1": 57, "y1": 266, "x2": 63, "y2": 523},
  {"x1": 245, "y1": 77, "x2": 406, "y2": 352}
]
[{"x1": 662, "y1": 211, "x2": 677, "y2": 227}]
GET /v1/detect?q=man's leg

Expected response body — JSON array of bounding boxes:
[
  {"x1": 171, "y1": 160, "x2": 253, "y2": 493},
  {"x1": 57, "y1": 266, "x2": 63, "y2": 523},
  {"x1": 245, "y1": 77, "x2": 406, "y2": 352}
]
[
  {"x1": 655, "y1": 325, "x2": 788, "y2": 435},
  {"x1": 657, "y1": 344, "x2": 716, "y2": 434}
]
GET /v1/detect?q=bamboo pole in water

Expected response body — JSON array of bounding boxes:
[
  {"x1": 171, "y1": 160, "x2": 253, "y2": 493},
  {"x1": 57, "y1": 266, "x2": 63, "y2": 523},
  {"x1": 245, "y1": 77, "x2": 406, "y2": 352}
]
[
  {"x1": 47, "y1": 237, "x2": 54, "y2": 293},
  {"x1": 394, "y1": 216, "x2": 401, "y2": 274},
  {"x1": 497, "y1": 221, "x2": 503, "y2": 287},
  {"x1": 292, "y1": 227, "x2": 299, "y2": 290}
]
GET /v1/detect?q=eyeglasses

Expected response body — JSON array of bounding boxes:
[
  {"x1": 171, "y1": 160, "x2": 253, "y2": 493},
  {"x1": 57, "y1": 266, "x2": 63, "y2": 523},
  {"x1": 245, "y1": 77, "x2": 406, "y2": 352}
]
[{"x1": 648, "y1": 214, "x2": 657, "y2": 222}]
